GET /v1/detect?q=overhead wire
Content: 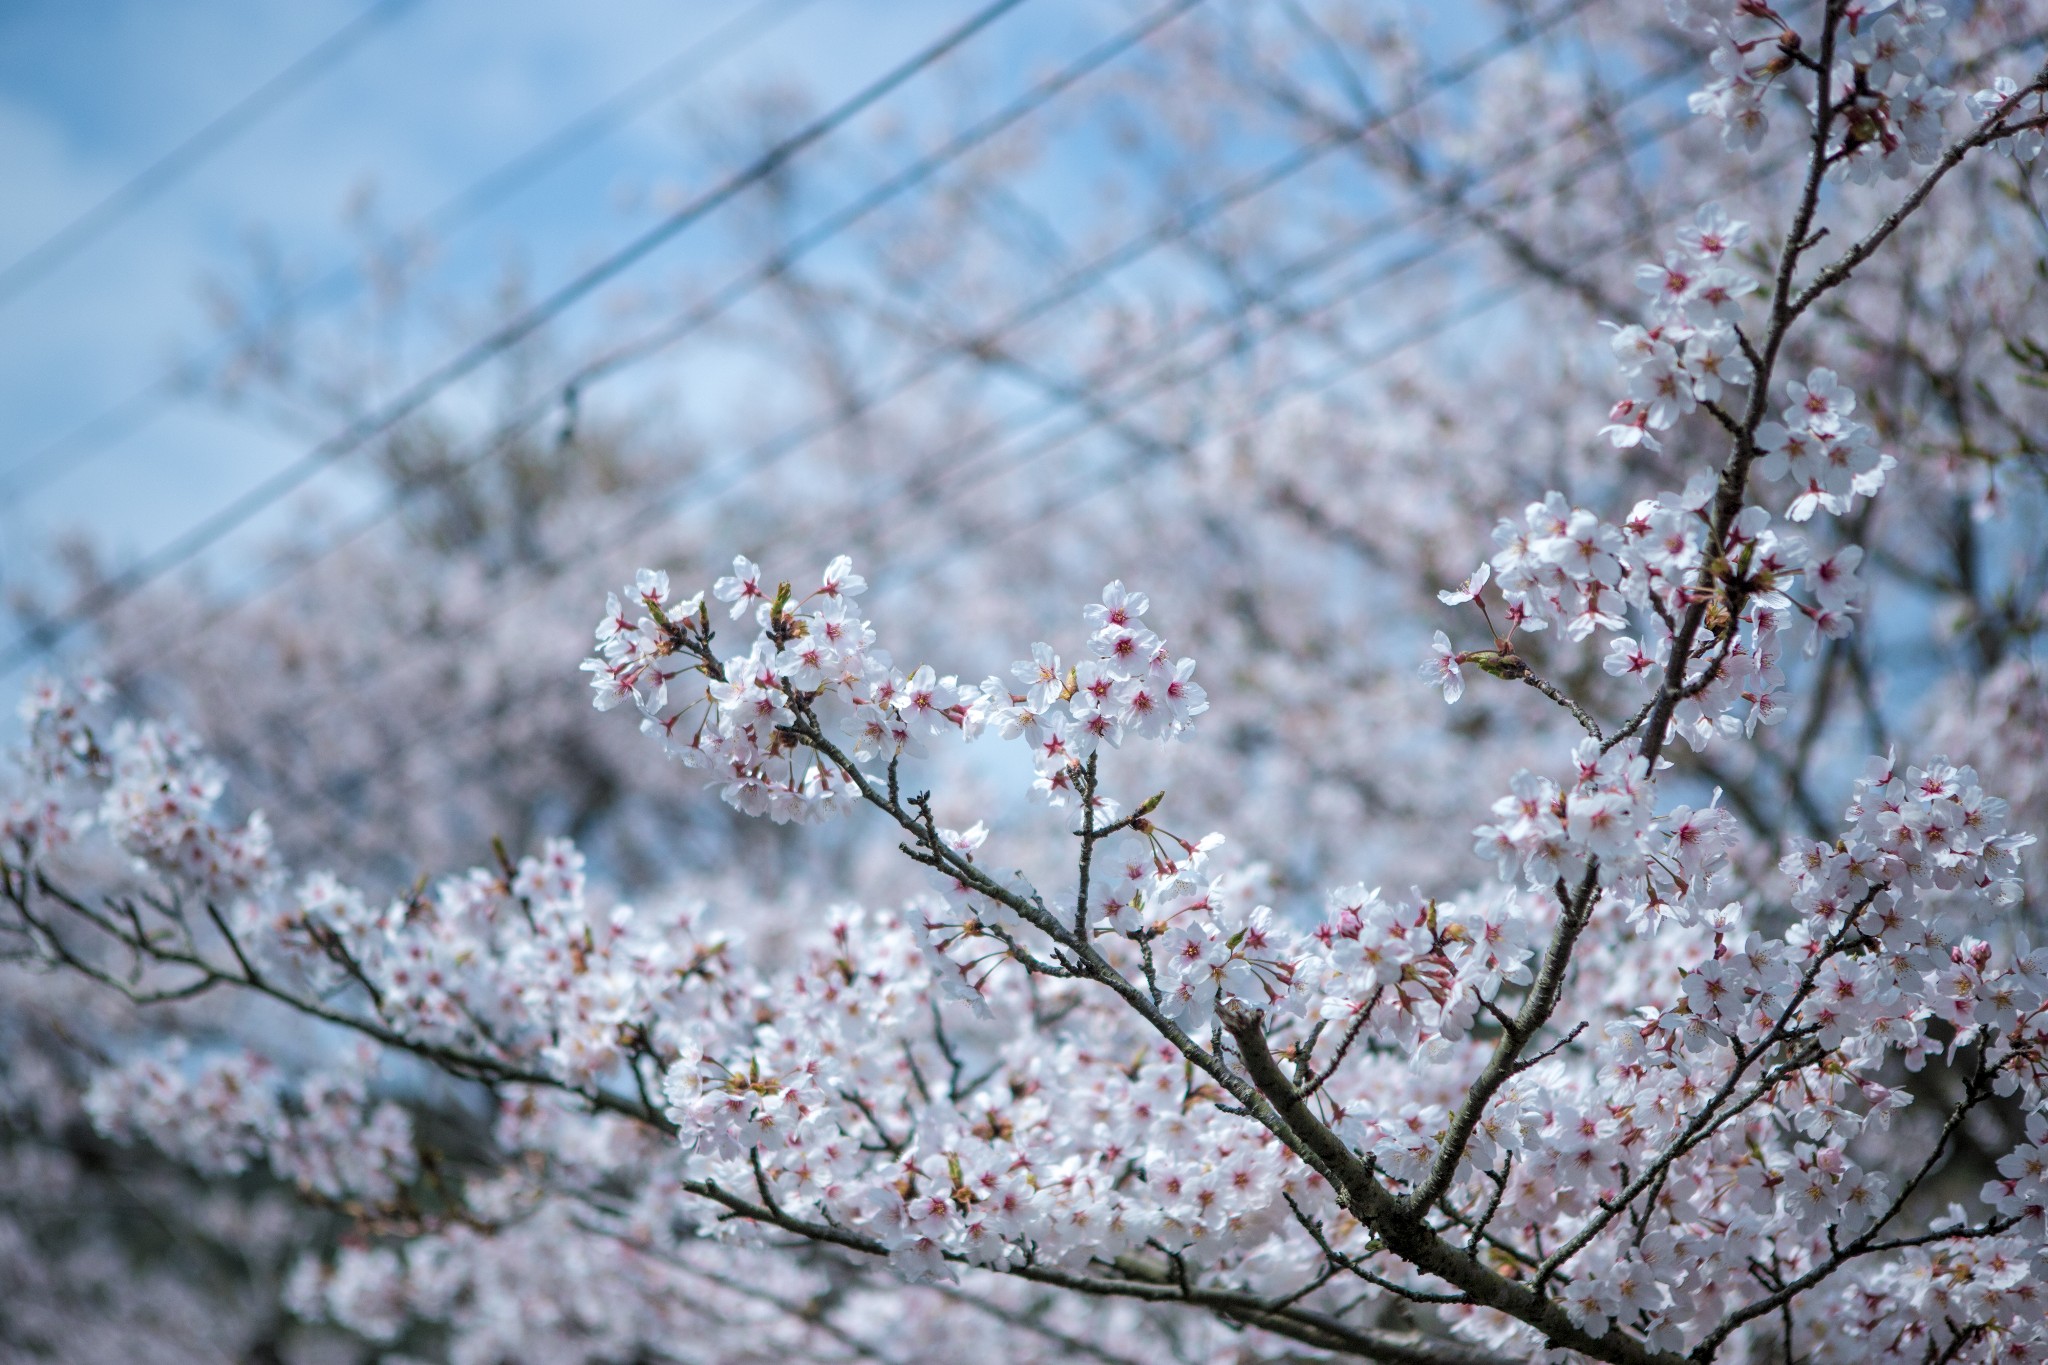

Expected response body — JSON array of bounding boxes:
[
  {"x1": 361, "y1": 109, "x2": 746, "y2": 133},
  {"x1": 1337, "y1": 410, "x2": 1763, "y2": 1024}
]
[
  {"x1": 0, "y1": 0, "x2": 1034, "y2": 677},
  {"x1": 810, "y1": 82, "x2": 1701, "y2": 544},
  {"x1": 2, "y1": 0, "x2": 1218, "y2": 677},
  {"x1": 453, "y1": 0, "x2": 2048, "y2": 576},
  {"x1": 477, "y1": 0, "x2": 1215, "y2": 402},
  {"x1": 573, "y1": 0, "x2": 1603, "y2": 409},
  {"x1": 178, "y1": 33, "x2": 1702, "y2": 737},
  {"x1": 0, "y1": 0, "x2": 424, "y2": 312},
  {"x1": 178, "y1": 55, "x2": 1703, "y2": 832},
  {"x1": 570, "y1": 48, "x2": 1700, "y2": 586},
  {"x1": 128, "y1": 24, "x2": 1750, "y2": 853},
  {"x1": 842, "y1": 21, "x2": 2048, "y2": 573},
  {"x1": 0, "y1": 0, "x2": 822, "y2": 501},
  {"x1": 418, "y1": 204, "x2": 1730, "y2": 866},
  {"x1": 20, "y1": 12, "x2": 2047, "y2": 862},
  {"x1": 848, "y1": 124, "x2": 1699, "y2": 569},
  {"x1": 889, "y1": 146, "x2": 1816, "y2": 593},
  {"x1": 770, "y1": 21, "x2": 2048, "y2": 605},
  {"x1": 32, "y1": 0, "x2": 2031, "y2": 523},
  {"x1": 74, "y1": 0, "x2": 1605, "y2": 674}
]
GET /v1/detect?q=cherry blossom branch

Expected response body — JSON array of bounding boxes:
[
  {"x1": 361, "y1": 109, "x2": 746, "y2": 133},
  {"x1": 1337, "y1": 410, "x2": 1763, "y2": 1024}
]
[
  {"x1": 5, "y1": 864, "x2": 674, "y2": 1134},
  {"x1": 15, "y1": 846, "x2": 1541, "y2": 1365},
  {"x1": 1482, "y1": 651, "x2": 1606, "y2": 740},
  {"x1": 781, "y1": 697, "x2": 1703, "y2": 1365},
  {"x1": 651, "y1": 1256, "x2": 905, "y2": 1365},
  {"x1": 1513, "y1": 669, "x2": 1605, "y2": 741},
  {"x1": 924, "y1": 1284, "x2": 1151, "y2": 1365},
  {"x1": 678, "y1": 1166, "x2": 1513, "y2": 1365},
  {"x1": 1454, "y1": 1162, "x2": 1525, "y2": 1263},
  {"x1": 784, "y1": 711, "x2": 1350, "y2": 1184},
  {"x1": 1638, "y1": 38, "x2": 2048, "y2": 776},
  {"x1": 785, "y1": 694, "x2": 1692, "y2": 1365},
  {"x1": 678, "y1": 1309, "x2": 867, "y2": 1365},
  {"x1": 1073, "y1": 753, "x2": 1103, "y2": 938},
  {"x1": 1530, "y1": 897, "x2": 1879, "y2": 1289},
  {"x1": 1637, "y1": 2, "x2": 1847, "y2": 774},
  {"x1": 1280, "y1": 1192, "x2": 1470, "y2": 1307},
  {"x1": 1223, "y1": 1007, "x2": 1685, "y2": 1365},
  {"x1": 1297, "y1": 985, "x2": 1385, "y2": 1101},
  {"x1": 1688, "y1": 1056, "x2": 2007, "y2": 1360},
  {"x1": 1407, "y1": 860, "x2": 1602, "y2": 1216},
  {"x1": 1782, "y1": 90, "x2": 2048, "y2": 330}
]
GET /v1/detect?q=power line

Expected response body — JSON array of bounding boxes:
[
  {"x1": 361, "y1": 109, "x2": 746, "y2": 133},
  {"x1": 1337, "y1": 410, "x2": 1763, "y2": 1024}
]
[
  {"x1": 0, "y1": 0, "x2": 1033, "y2": 676},
  {"x1": 594, "y1": 0, "x2": 1603, "y2": 404},
  {"x1": 32, "y1": 19, "x2": 2046, "y2": 847},
  {"x1": 0, "y1": 0, "x2": 423, "y2": 312},
  {"x1": 877, "y1": 30, "x2": 2048, "y2": 575},
  {"x1": 56, "y1": 0, "x2": 1615, "y2": 690},
  {"x1": 892, "y1": 272, "x2": 1544, "y2": 589},
  {"x1": 551, "y1": 0, "x2": 2048, "y2": 541},
  {"x1": 212, "y1": 0, "x2": 1601, "y2": 627},
  {"x1": 185, "y1": 36, "x2": 1698, "y2": 724},
  {"x1": 216, "y1": 0, "x2": 2048, "y2": 581},
  {"x1": 530, "y1": 0, "x2": 1212, "y2": 395},
  {"x1": 153, "y1": 89, "x2": 1678, "y2": 798},
  {"x1": 412, "y1": 0, "x2": 824, "y2": 249},
  {"x1": 540, "y1": 0, "x2": 1613, "y2": 560},
  {"x1": 0, "y1": 0, "x2": 822, "y2": 500},
  {"x1": 260, "y1": 16, "x2": 2047, "y2": 705},
  {"x1": 858, "y1": 137, "x2": 1695, "y2": 568},
  {"x1": 3, "y1": 0, "x2": 1204, "y2": 678},
  {"x1": 891, "y1": 147, "x2": 1814, "y2": 592}
]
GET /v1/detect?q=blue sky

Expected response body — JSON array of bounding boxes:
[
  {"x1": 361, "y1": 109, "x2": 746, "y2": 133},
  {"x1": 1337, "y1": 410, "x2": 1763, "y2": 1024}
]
[
  {"x1": 0, "y1": 0, "x2": 1537, "y2": 708},
  {"x1": 0, "y1": 0, "x2": 1112, "y2": 623}
]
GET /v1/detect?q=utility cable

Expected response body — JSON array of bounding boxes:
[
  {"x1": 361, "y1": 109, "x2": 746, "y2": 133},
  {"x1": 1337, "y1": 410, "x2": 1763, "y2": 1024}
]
[
  {"x1": 0, "y1": 0, "x2": 422, "y2": 311},
  {"x1": 140, "y1": 0, "x2": 1602, "y2": 662},
  {"x1": 0, "y1": 0, "x2": 820, "y2": 500},
  {"x1": 0, "y1": 0, "x2": 1032, "y2": 676},
  {"x1": 180, "y1": 55, "x2": 1702, "y2": 734}
]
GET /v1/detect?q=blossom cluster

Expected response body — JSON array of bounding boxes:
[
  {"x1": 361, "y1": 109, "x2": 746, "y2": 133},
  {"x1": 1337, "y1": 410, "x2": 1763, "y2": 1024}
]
[
  {"x1": 656, "y1": 902, "x2": 1331, "y2": 1283},
  {"x1": 1427, "y1": 190, "x2": 1884, "y2": 730},
  {"x1": 1972, "y1": 74, "x2": 2048, "y2": 182},
  {"x1": 9, "y1": 675, "x2": 277, "y2": 900},
  {"x1": 1600, "y1": 202, "x2": 1757, "y2": 454},
  {"x1": 1753, "y1": 366, "x2": 1894, "y2": 522},
  {"x1": 1429, "y1": 476, "x2": 1866, "y2": 754},
  {"x1": 12, "y1": 679, "x2": 729, "y2": 1092},
  {"x1": 581, "y1": 557, "x2": 1207, "y2": 825},
  {"x1": 961, "y1": 580, "x2": 1209, "y2": 805},
  {"x1": 1472, "y1": 740, "x2": 1735, "y2": 908},
  {"x1": 1311, "y1": 883, "x2": 1538, "y2": 1058},
  {"x1": 86, "y1": 1043, "x2": 416, "y2": 1205},
  {"x1": 580, "y1": 558, "x2": 858, "y2": 823},
  {"x1": 1676, "y1": 0, "x2": 1955, "y2": 180},
  {"x1": 1437, "y1": 754, "x2": 2046, "y2": 1353},
  {"x1": 11, "y1": 562, "x2": 2048, "y2": 1365},
  {"x1": 1602, "y1": 201, "x2": 1893, "y2": 526}
]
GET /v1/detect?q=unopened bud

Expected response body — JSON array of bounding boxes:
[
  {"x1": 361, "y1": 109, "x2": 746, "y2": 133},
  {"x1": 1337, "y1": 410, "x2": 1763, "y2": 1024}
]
[{"x1": 1466, "y1": 650, "x2": 1526, "y2": 681}]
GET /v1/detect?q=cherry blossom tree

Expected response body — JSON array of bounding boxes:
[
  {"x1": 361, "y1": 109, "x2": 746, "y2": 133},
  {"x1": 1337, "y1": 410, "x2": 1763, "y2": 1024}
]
[{"x1": 10, "y1": 1, "x2": 2048, "y2": 1361}]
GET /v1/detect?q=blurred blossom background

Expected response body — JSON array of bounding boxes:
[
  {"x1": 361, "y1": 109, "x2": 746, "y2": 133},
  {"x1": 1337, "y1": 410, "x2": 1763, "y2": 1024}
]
[{"x1": 4, "y1": 0, "x2": 2048, "y2": 1358}]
